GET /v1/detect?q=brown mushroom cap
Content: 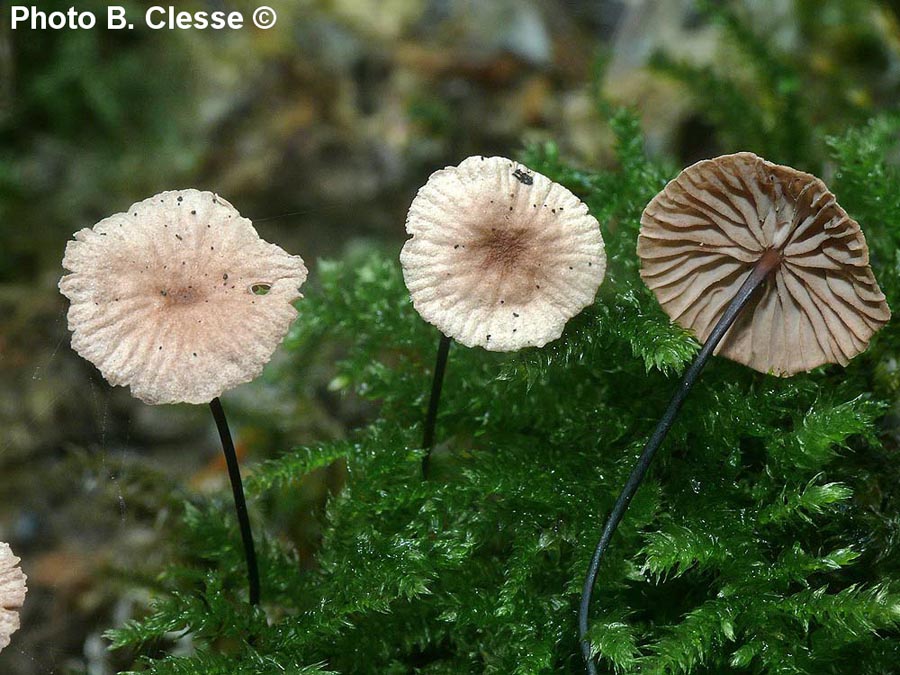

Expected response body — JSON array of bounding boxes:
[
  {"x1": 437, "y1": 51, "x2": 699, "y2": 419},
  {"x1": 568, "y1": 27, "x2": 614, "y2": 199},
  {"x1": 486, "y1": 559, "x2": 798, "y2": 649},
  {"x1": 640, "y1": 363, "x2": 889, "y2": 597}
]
[
  {"x1": 0, "y1": 543, "x2": 26, "y2": 653},
  {"x1": 59, "y1": 189, "x2": 308, "y2": 404},
  {"x1": 638, "y1": 152, "x2": 891, "y2": 376},
  {"x1": 401, "y1": 156, "x2": 606, "y2": 351}
]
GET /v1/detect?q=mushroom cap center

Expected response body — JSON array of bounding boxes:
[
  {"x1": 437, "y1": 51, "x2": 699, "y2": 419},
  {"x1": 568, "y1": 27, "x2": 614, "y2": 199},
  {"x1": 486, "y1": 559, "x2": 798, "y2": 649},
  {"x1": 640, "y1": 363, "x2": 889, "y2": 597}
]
[
  {"x1": 473, "y1": 226, "x2": 532, "y2": 271},
  {"x1": 161, "y1": 285, "x2": 204, "y2": 306}
]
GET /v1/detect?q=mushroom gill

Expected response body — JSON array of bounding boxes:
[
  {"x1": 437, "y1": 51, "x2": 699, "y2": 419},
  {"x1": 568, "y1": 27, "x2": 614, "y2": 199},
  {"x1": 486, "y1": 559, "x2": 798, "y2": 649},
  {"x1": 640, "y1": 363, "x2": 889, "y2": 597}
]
[{"x1": 638, "y1": 152, "x2": 890, "y2": 375}]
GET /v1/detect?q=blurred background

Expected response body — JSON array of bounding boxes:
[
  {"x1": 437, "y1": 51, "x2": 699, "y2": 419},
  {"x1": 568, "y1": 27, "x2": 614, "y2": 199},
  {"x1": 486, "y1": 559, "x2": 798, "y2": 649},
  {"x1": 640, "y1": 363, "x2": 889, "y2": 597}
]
[{"x1": 1, "y1": 1, "x2": 899, "y2": 672}]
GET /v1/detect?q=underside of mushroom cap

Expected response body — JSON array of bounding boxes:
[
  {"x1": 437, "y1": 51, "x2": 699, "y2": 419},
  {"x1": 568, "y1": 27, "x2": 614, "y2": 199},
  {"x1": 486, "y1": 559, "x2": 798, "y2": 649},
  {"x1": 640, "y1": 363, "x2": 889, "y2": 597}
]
[
  {"x1": 59, "y1": 189, "x2": 308, "y2": 404},
  {"x1": 639, "y1": 152, "x2": 891, "y2": 376},
  {"x1": 401, "y1": 156, "x2": 606, "y2": 351},
  {"x1": 0, "y1": 543, "x2": 26, "y2": 654}
]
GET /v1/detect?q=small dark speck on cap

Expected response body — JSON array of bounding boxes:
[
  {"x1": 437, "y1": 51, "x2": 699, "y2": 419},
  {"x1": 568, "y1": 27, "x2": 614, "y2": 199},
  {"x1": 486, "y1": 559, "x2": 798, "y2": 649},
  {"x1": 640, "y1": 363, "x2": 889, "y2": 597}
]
[
  {"x1": 191, "y1": 210, "x2": 197, "y2": 215},
  {"x1": 513, "y1": 312, "x2": 519, "y2": 317},
  {"x1": 177, "y1": 196, "x2": 183, "y2": 202},
  {"x1": 192, "y1": 352, "x2": 197, "y2": 357},
  {"x1": 175, "y1": 234, "x2": 183, "y2": 240},
  {"x1": 486, "y1": 334, "x2": 491, "y2": 341}
]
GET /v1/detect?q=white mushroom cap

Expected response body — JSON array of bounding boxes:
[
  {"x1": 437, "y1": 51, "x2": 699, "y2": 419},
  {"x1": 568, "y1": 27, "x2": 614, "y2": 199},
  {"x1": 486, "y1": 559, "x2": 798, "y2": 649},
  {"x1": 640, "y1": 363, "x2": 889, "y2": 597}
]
[
  {"x1": 0, "y1": 543, "x2": 26, "y2": 654},
  {"x1": 639, "y1": 152, "x2": 891, "y2": 376},
  {"x1": 59, "y1": 190, "x2": 308, "y2": 405},
  {"x1": 400, "y1": 156, "x2": 606, "y2": 351}
]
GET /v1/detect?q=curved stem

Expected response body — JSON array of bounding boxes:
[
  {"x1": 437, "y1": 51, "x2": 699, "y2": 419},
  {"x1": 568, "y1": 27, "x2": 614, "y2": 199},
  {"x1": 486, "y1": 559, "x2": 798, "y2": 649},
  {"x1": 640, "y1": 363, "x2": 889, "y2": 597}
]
[
  {"x1": 579, "y1": 250, "x2": 781, "y2": 673},
  {"x1": 210, "y1": 397, "x2": 261, "y2": 606},
  {"x1": 422, "y1": 334, "x2": 452, "y2": 477}
]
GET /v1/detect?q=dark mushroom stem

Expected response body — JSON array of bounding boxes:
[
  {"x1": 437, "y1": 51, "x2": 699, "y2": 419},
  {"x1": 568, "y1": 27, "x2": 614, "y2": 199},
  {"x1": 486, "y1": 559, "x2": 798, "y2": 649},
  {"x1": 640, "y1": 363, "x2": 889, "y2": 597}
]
[
  {"x1": 422, "y1": 334, "x2": 452, "y2": 477},
  {"x1": 209, "y1": 396, "x2": 261, "y2": 606},
  {"x1": 579, "y1": 248, "x2": 782, "y2": 674}
]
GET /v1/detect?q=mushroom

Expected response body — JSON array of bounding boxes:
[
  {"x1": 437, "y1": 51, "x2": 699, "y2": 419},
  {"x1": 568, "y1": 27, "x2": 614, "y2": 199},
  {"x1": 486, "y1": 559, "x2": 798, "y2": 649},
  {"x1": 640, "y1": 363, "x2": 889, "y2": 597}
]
[
  {"x1": 0, "y1": 543, "x2": 26, "y2": 654},
  {"x1": 59, "y1": 189, "x2": 308, "y2": 605},
  {"x1": 400, "y1": 156, "x2": 606, "y2": 473},
  {"x1": 579, "y1": 153, "x2": 891, "y2": 674}
]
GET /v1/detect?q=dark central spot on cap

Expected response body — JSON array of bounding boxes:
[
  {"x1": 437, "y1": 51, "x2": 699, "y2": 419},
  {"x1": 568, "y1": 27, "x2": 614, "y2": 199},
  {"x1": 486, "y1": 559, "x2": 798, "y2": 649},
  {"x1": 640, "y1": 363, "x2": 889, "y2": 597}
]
[
  {"x1": 161, "y1": 286, "x2": 203, "y2": 306},
  {"x1": 473, "y1": 227, "x2": 529, "y2": 271}
]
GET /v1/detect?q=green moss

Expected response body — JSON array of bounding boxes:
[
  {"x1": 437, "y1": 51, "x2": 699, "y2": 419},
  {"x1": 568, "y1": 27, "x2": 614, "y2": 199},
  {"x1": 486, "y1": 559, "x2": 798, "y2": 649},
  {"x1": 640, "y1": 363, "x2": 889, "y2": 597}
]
[{"x1": 106, "y1": 108, "x2": 900, "y2": 673}]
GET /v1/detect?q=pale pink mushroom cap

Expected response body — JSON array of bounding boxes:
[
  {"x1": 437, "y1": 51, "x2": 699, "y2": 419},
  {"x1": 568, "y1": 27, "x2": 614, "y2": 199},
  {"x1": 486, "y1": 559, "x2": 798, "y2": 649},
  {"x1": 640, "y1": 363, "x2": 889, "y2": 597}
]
[
  {"x1": 639, "y1": 153, "x2": 891, "y2": 376},
  {"x1": 400, "y1": 156, "x2": 606, "y2": 351},
  {"x1": 0, "y1": 543, "x2": 26, "y2": 653},
  {"x1": 59, "y1": 189, "x2": 308, "y2": 404}
]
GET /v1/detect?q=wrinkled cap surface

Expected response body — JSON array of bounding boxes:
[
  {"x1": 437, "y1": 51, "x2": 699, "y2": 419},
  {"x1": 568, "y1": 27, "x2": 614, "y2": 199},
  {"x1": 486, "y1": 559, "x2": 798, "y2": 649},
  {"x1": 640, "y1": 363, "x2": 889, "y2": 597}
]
[
  {"x1": 400, "y1": 156, "x2": 606, "y2": 351},
  {"x1": 639, "y1": 152, "x2": 891, "y2": 376},
  {"x1": 60, "y1": 189, "x2": 308, "y2": 404},
  {"x1": 0, "y1": 543, "x2": 26, "y2": 653}
]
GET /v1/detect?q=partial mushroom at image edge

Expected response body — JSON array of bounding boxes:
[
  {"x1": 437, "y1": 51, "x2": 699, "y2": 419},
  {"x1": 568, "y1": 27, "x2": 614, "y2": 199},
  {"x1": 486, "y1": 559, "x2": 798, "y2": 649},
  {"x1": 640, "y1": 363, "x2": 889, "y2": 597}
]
[{"x1": 0, "y1": 542, "x2": 27, "y2": 654}]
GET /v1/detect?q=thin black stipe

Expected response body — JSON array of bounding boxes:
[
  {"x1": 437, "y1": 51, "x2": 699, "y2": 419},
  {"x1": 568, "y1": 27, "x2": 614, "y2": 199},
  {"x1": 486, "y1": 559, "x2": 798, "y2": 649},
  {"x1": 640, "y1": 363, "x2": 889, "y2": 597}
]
[
  {"x1": 210, "y1": 396, "x2": 261, "y2": 606},
  {"x1": 422, "y1": 334, "x2": 452, "y2": 477},
  {"x1": 579, "y1": 249, "x2": 782, "y2": 674}
]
